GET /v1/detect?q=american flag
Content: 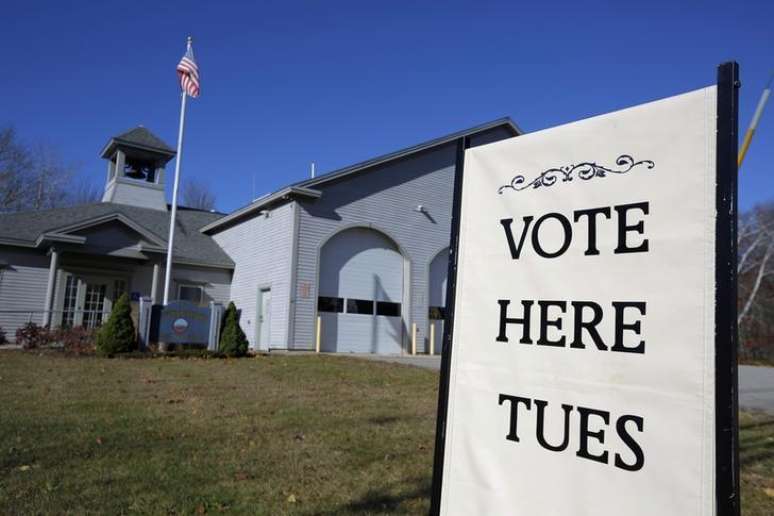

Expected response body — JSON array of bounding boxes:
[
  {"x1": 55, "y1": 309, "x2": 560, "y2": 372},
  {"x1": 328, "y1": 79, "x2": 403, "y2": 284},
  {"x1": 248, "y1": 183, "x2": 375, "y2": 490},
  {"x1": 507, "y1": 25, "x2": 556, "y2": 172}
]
[{"x1": 177, "y1": 42, "x2": 200, "y2": 98}]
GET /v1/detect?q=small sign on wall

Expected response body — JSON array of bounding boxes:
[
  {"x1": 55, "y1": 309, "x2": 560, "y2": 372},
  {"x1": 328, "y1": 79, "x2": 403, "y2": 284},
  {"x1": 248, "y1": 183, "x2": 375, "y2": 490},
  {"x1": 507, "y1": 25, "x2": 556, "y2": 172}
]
[{"x1": 431, "y1": 63, "x2": 739, "y2": 515}]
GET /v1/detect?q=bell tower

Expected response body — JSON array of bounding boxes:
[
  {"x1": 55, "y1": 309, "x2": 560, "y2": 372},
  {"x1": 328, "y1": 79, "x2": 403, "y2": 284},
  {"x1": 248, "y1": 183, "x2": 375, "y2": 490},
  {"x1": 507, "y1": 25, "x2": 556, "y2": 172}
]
[{"x1": 100, "y1": 127, "x2": 176, "y2": 211}]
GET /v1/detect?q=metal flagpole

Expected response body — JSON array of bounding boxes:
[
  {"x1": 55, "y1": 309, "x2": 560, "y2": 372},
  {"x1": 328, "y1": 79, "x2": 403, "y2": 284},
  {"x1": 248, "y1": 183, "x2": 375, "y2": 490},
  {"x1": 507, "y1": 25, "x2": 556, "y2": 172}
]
[
  {"x1": 738, "y1": 72, "x2": 772, "y2": 169},
  {"x1": 163, "y1": 38, "x2": 192, "y2": 305}
]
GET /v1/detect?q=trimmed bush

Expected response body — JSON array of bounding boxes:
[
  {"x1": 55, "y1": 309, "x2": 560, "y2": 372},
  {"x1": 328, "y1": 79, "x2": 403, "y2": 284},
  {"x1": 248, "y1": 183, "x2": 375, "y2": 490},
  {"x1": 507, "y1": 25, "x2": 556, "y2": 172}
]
[
  {"x1": 219, "y1": 302, "x2": 248, "y2": 357},
  {"x1": 0, "y1": 326, "x2": 6, "y2": 345},
  {"x1": 95, "y1": 293, "x2": 136, "y2": 355}
]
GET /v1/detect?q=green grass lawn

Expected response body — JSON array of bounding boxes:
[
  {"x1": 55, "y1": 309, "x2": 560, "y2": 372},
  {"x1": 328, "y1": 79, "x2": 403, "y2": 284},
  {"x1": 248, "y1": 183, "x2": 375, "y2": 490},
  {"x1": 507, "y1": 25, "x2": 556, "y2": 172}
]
[
  {"x1": 741, "y1": 411, "x2": 774, "y2": 515},
  {"x1": 0, "y1": 352, "x2": 436, "y2": 515},
  {"x1": 0, "y1": 351, "x2": 773, "y2": 515}
]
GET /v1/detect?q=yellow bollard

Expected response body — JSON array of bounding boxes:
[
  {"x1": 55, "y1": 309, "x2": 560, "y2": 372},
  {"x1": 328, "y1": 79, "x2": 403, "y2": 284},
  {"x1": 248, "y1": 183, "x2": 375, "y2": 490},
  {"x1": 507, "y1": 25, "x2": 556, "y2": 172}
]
[
  {"x1": 315, "y1": 315, "x2": 321, "y2": 353},
  {"x1": 430, "y1": 322, "x2": 435, "y2": 356},
  {"x1": 411, "y1": 323, "x2": 417, "y2": 355}
]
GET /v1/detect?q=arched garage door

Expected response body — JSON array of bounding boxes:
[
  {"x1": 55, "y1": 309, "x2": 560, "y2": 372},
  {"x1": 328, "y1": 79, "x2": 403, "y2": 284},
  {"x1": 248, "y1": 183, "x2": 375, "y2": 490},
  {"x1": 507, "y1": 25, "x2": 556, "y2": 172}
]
[
  {"x1": 429, "y1": 248, "x2": 448, "y2": 354},
  {"x1": 317, "y1": 227, "x2": 404, "y2": 354}
]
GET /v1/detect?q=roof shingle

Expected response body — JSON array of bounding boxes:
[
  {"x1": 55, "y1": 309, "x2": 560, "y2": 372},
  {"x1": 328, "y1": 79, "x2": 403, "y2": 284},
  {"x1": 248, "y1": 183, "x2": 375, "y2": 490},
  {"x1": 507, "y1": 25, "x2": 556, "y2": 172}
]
[
  {"x1": 0, "y1": 203, "x2": 233, "y2": 268},
  {"x1": 113, "y1": 127, "x2": 175, "y2": 153}
]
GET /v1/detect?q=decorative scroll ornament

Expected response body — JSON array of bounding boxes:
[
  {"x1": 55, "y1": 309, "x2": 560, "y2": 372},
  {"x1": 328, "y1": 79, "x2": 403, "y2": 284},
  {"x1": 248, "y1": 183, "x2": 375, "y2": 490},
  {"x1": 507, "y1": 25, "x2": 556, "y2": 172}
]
[{"x1": 497, "y1": 154, "x2": 655, "y2": 194}]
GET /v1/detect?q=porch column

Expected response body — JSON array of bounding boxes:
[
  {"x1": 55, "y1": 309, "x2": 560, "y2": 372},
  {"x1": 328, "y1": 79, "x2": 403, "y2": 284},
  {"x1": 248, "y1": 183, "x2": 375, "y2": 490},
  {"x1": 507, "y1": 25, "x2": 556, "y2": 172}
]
[
  {"x1": 42, "y1": 249, "x2": 59, "y2": 327},
  {"x1": 150, "y1": 262, "x2": 160, "y2": 304}
]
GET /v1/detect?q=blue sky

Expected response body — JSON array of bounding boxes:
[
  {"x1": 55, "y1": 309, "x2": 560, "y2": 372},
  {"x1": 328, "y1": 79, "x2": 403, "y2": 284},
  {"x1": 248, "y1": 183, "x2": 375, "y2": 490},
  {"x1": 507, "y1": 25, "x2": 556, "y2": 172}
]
[{"x1": 1, "y1": 0, "x2": 771, "y2": 212}]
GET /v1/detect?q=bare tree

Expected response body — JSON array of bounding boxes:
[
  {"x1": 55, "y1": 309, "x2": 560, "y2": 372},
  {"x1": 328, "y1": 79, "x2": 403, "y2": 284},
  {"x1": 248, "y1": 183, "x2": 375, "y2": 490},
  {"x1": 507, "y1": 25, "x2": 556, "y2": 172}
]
[
  {"x1": 738, "y1": 202, "x2": 774, "y2": 357},
  {"x1": 182, "y1": 179, "x2": 216, "y2": 211},
  {"x1": 70, "y1": 178, "x2": 103, "y2": 205},
  {"x1": 0, "y1": 125, "x2": 81, "y2": 212},
  {"x1": 0, "y1": 127, "x2": 32, "y2": 211},
  {"x1": 28, "y1": 142, "x2": 77, "y2": 210}
]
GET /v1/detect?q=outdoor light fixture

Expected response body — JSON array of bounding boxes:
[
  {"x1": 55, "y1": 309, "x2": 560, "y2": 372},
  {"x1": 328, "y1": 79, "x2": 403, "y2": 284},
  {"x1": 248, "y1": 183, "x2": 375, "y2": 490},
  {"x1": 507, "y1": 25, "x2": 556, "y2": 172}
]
[{"x1": 415, "y1": 204, "x2": 427, "y2": 213}]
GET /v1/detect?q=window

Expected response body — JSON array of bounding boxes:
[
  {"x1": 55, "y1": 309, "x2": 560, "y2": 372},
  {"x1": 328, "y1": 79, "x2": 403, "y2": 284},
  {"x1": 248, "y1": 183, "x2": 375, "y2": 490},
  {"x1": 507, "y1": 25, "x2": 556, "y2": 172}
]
[
  {"x1": 346, "y1": 298, "x2": 374, "y2": 315},
  {"x1": 61, "y1": 275, "x2": 78, "y2": 328},
  {"x1": 376, "y1": 301, "x2": 401, "y2": 317},
  {"x1": 178, "y1": 284, "x2": 203, "y2": 305},
  {"x1": 429, "y1": 306, "x2": 446, "y2": 320},
  {"x1": 317, "y1": 296, "x2": 343, "y2": 313}
]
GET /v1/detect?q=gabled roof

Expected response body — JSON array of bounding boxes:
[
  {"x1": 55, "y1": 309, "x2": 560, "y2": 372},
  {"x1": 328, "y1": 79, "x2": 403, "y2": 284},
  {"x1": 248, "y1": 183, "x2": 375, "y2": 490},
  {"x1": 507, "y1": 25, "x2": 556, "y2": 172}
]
[
  {"x1": 43, "y1": 212, "x2": 168, "y2": 248},
  {"x1": 202, "y1": 117, "x2": 521, "y2": 233},
  {"x1": 200, "y1": 186, "x2": 321, "y2": 233},
  {"x1": 0, "y1": 203, "x2": 233, "y2": 268},
  {"x1": 100, "y1": 127, "x2": 176, "y2": 159},
  {"x1": 292, "y1": 117, "x2": 521, "y2": 190}
]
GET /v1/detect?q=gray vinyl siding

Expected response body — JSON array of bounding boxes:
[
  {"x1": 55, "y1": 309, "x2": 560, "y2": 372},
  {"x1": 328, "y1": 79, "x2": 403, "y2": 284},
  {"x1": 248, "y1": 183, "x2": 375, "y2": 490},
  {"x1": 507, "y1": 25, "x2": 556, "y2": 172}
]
[
  {"x1": 129, "y1": 264, "x2": 156, "y2": 298},
  {"x1": 468, "y1": 125, "x2": 517, "y2": 148},
  {"x1": 73, "y1": 222, "x2": 154, "y2": 258},
  {"x1": 127, "y1": 263, "x2": 231, "y2": 306},
  {"x1": 0, "y1": 247, "x2": 232, "y2": 342},
  {"x1": 171, "y1": 265, "x2": 232, "y2": 306},
  {"x1": 123, "y1": 263, "x2": 230, "y2": 306},
  {"x1": 290, "y1": 126, "x2": 515, "y2": 352},
  {"x1": 292, "y1": 143, "x2": 458, "y2": 352},
  {"x1": 0, "y1": 247, "x2": 50, "y2": 341},
  {"x1": 211, "y1": 202, "x2": 294, "y2": 349},
  {"x1": 103, "y1": 179, "x2": 168, "y2": 212}
]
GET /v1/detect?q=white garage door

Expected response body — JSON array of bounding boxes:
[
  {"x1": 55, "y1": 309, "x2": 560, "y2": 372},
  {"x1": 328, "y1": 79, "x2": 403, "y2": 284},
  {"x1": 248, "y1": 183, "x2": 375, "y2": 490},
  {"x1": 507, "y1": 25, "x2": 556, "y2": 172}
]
[
  {"x1": 318, "y1": 227, "x2": 404, "y2": 354},
  {"x1": 429, "y1": 248, "x2": 448, "y2": 354}
]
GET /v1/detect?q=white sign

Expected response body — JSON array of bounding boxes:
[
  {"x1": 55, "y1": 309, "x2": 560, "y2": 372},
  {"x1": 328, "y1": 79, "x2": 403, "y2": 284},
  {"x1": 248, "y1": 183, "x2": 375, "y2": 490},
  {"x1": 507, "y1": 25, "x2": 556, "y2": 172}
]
[{"x1": 432, "y1": 67, "x2": 738, "y2": 515}]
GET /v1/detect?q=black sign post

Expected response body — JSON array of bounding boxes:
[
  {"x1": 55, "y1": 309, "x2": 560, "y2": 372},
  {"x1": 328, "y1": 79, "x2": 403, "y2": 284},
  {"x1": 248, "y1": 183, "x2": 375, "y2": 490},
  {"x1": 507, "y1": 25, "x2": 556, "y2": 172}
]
[{"x1": 714, "y1": 60, "x2": 740, "y2": 516}]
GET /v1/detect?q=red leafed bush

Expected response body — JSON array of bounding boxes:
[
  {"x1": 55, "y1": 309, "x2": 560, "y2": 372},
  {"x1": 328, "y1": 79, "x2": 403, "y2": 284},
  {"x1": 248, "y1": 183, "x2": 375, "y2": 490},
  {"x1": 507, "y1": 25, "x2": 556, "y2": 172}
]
[
  {"x1": 53, "y1": 326, "x2": 97, "y2": 355},
  {"x1": 15, "y1": 322, "x2": 52, "y2": 349}
]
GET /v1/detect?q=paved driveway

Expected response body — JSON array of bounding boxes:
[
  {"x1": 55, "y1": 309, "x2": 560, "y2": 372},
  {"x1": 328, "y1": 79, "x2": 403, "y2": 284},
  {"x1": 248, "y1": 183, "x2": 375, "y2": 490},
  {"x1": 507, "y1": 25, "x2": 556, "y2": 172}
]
[
  {"x1": 346, "y1": 353, "x2": 443, "y2": 370},
  {"x1": 739, "y1": 365, "x2": 774, "y2": 414},
  {"x1": 355, "y1": 356, "x2": 774, "y2": 414}
]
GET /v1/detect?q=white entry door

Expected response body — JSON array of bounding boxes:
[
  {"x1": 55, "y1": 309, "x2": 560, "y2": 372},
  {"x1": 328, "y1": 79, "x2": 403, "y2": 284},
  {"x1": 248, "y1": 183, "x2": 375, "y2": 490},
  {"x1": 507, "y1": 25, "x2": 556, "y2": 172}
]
[
  {"x1": 58, "y1": 273, "x2": 125, "y2": 329},
  {"x1": 61, "y1": 276, "x2": 108, "y2": 328},
  {"x1": 257, "y1": 288, "x2": 271, "y2": 350},
  {"x1": 80, "y1": 281, "x2": 108, "y2": 329}
]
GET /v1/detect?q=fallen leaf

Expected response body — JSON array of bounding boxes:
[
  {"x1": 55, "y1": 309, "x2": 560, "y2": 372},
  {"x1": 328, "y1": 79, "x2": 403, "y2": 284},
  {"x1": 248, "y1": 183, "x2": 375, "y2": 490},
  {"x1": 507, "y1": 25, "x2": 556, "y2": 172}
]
[
  {"x1": 18, "y1": 465, "x2": 30, "y2": 471},
  {"x1": 287, "y1": 494, "x2": 297, "y2": 503},
  {"x1": 764, "y1": 487, "x2": 774, "y2": 498},
  {"x1": 96, "y1": 437, "x2": 103, "y2": 445},
  {"x1": 196, "y1": 503, "x2": 206, "y2": 514}
]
